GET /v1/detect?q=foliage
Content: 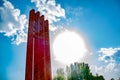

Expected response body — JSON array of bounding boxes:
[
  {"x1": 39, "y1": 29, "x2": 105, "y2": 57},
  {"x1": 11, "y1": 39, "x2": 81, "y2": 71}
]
[
  {"x1": 53, "y1": 75, "x2": 65, "y2": 80},
  {"x1": 53, "y1": 62, "x2": 105, "y2": 80},
  {"x1": 53, "y1": 68, "x2": 65, "y2": 80}
]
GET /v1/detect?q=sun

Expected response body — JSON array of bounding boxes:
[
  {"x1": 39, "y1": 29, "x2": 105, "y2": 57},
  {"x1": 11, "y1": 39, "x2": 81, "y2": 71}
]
[{"x1": 52, "y1": 30, "x2": 88, "y2": 64}]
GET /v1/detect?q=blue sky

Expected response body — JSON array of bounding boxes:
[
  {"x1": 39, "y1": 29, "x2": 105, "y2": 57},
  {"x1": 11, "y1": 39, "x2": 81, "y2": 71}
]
[{"x1": 0, "y1": 0, "x2": 120, "y2": 80}]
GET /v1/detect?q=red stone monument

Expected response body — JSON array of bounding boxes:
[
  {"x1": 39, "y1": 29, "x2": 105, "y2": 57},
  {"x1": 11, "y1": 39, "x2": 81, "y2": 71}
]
[{"x1": 25, "y1": 9, "x2": 52, "y2": 80}]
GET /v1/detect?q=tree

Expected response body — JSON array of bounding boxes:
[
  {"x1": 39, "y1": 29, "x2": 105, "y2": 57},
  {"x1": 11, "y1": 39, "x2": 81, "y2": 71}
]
[
  {"x1": 53, "y1": 62, "x2": 105, "y2": 80},
  {"x1": 53, "y1": 68, "x2": 65, "y2": 80},
  {"x1": 53, "y1": 75, "x2": 65, "y2": 80},
  {"x1": 66, "y1": 62, "x2": 93, "y2": 80},
  {"x1": 110, "y1": 78, "x2": 115, "y2": 80}
]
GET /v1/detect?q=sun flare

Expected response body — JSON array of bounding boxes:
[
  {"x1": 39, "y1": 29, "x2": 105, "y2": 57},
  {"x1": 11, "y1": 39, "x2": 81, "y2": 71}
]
[{"x1": 52, "y1": 30, "x2": 88, "y2": 64}]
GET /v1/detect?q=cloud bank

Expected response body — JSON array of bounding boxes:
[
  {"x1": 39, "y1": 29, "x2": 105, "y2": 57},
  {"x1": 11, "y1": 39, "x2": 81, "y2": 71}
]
[
  {"x1": 0, "y1": 0, "x2": 66, "y2": 45},
  {"x1": 31, "y1": 0, "x2": 65, "y2": 31},
  {"x1": 0, "y1": 0, "x2": 28, "y2": 45},
  {"x1": 90, "y1": 47, "x2": 120, "y2": 79},
  {"x1": 98, "y1": 47, "x2": 120, "y2": 63}
]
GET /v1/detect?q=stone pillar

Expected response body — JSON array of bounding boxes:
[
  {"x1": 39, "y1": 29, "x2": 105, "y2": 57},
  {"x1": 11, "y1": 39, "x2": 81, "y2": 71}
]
[{"x1": 25, "y1": 9, "x2": 52, "y2": 80}]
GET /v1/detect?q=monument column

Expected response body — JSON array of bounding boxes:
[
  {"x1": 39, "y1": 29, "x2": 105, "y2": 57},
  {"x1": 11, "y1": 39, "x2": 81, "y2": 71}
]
[{"x1": 25, "y1": 9, "x2": 52, "y2": 80}]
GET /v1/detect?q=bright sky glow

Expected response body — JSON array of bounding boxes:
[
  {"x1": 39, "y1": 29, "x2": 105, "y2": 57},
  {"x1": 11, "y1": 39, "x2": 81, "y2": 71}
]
[{"x1": 52, "y1": 30, "x2": 87, "y2": 64}]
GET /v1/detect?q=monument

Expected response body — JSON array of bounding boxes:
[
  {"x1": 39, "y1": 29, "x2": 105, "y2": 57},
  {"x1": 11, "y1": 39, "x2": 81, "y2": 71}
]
[{"x1": 25, "y1": 9, "x2": 52, "y2": 80}]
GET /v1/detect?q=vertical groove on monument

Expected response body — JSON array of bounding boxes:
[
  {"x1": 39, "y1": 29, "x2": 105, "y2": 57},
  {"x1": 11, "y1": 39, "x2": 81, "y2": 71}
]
[
  {"x1": 44, "y1": 20, "x2": 51, "y2": 80},
  {"x1": 25, "y1": 9, "x2": 52, "y2": 80},
  {"x1": 34, "y1": 11, "x2": 39, "y2": 80},
  {"x1": 25, "y1": 9, "x2": 35, "y2": 80}
]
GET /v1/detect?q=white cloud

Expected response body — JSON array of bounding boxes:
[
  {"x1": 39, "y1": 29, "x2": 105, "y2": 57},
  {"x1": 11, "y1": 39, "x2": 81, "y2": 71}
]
[
  {"x1": 31, "y1": 0, "x2": 65, "y2": 23},
  {"x1": 0, "y1": 0, "x2": 28, "y2": 45},
  {"x1": 105, "y1": 62, "x2": 116, "y2": 72},
  {"x1": 90, "y1": 62, "x2": 120, "y2": 79},
  {"x1": 89, "y1": 47, "x2": 120, "y2": 79},
  {"x1": 98, "y1": 48, "x2": 120, "y2": 56},
  {"x1": 0, "y1": 0, "x2": 66, "y2": 45},
  {"x1": 98, "y1": 47, "x2": 120, "y2": 63},
  {"x1": 31, "y1": 0, "x2": 65, "y2": 32},
  {"x1": 49, "y1": 24, "x2": 58, "y2": 31}
]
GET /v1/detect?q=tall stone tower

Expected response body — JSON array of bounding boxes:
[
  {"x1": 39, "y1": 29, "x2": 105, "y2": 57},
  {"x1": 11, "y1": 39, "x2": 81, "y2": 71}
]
[{"x1": 25, "y1": 9, "x2": 51, "y2": 80}]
